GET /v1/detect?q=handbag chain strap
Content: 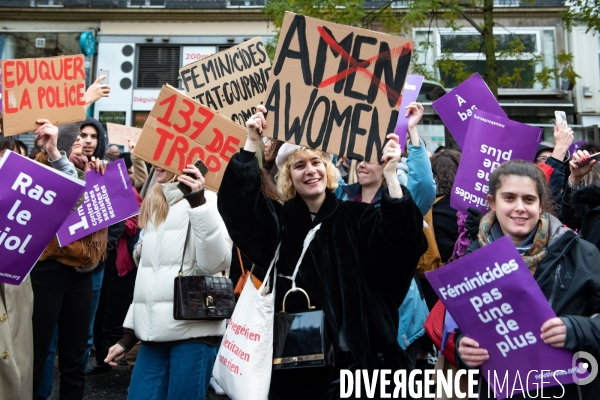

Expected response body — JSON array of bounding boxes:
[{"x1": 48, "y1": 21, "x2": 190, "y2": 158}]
[{"x1": 178, "y1": 222, "x2": 192, "y2": 277}]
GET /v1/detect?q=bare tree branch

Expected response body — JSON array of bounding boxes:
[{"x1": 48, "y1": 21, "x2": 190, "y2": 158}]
[{"x1": 456, "y1": 8, "x2": 484, "y2": 35}]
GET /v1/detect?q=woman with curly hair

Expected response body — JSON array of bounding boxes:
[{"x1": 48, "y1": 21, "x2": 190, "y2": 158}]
[{"x1": 217, "y1": 105, "x2": 427, "y2": 399}]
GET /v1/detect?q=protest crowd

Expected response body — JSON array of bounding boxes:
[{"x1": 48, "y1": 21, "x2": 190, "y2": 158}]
[{"x1": 1, "y1": 12, "x2": 600, "y2": 400}]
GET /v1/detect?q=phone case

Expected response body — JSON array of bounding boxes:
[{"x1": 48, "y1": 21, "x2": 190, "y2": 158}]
[{"x1": 574, "y1": 152, "x2": 600, "y2": 168}]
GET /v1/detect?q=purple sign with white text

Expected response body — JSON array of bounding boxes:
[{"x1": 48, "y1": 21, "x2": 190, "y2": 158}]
[
  {"x1": 56, "y1": 159, "x2": 140, "y2": 247},
  {"x1": 568, "y1": 140, "x2": 586, "y2": 157},
  {"x1": 450, "y1": 109, "x2": 542, "y2": 214},
  {"x1": 0, "y1": 150, "x2": 85, "y2": 285},
  {"x1": 394, "y1": 75, "x2": 424, "y2": 152},
  {"x1": 426, "y1": 236, "x2": 583, "y2": 400},
  {"x1": 432, "y1": 73, "x2": 507, "y2": 149}
]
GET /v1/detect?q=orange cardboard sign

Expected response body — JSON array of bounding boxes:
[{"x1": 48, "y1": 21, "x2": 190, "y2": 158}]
[
  {"x1": 1, "y1": 55, "x2": 87, "y2": 136},
  {"x1": 106, "y1": 123, "x2": 143, "y2": 146},
  {"x1": 263, "y1": 13, "x2": 413, "y2": 162},
  {"x1": 179, "y1": 37, "x2": 271, "y2": 127},
  {"x1": 135, "y1": 84, "x2": 247, "y2": 191}
]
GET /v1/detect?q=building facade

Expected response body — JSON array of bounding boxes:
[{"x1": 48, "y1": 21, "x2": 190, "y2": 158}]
[{"x1": 1, "y1": 0, "x2": 599, "y2": 149}]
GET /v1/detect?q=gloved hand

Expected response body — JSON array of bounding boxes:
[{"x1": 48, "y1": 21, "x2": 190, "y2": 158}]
[{"x1": 465, "y1": 207, "x2": 483, "y2": 241}]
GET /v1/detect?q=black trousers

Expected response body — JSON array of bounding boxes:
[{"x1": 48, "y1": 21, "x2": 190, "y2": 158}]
[
  {"x1": 94, "y1": 249, "x2": 137, "y2": 364},
  {"x1": 32, "y1": 259, "x2": 93, "y2": 399}
]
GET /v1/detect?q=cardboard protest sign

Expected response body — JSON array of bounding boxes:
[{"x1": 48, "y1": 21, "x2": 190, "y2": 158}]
[
  {"x1": 0, "y1": 150, "x2": 85, "y2": 285},
  {"x1": 432, "y1": 73, "x2": 507, "y2": 149},
  {"x1": 179, "y1": 38, "x2": 271, "y2": 127},
  {"x1": 451, "y1": 109, "x2": 542, "y2": 214},
  {"x1": 1, "y1": 55, "x2": 87, "y2": 136},
  {"x1": 106, "y1": 123, "x2": 143, "y2": 146},
  {"x1": 56, "y1": 159, "x2": 140, "y2": 247},
  {"x1": 426, "y1": 236, "x2": 583, "y2": 400},
  {"x1": 135, "y1": 84, "x2": 247, "y2": 192},
  {"x1": 394, "y1": 75, "x2": 424, "y2": 152},
  {"x1": 263, "y1": 12, "x2": 413, "y2": 162}
]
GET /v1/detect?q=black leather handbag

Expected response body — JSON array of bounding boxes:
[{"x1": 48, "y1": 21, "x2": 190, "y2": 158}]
[
  {"x1": 272, "y1": 287, "x2": 334, "y2": 369},
  {"x1": 173, "y1": 223, "x2": 235, "y2": 320},
  {"x1": 272, "y1": 223, "x2": 333, "y2": 369}
]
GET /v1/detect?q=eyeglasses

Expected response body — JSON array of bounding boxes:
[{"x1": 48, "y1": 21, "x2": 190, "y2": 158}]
[
  {"x1": 79, "y1": 132, "x2": 98, "y2": 140},
  {"x1": 536, "y1": 156, "x2": 549, "y2": 163}
]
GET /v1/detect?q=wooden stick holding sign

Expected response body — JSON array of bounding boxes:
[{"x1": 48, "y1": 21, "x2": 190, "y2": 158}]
[
  {"x1": 134, "y1": 84, "x2": 247, "y2": 192},
  {"x1": 262, "y1": 12, "x2": 413, "y2": 162},
  {"x1": 179, "y1": 37, "x2": 272, "y2": 127},
  {"x1": 1, "y1": 55, "x2": 87, "y2": 136}
]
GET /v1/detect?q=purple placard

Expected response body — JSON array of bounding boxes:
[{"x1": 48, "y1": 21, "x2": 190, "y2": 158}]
[
  {"x1": 0, "y1": 150, "x2": 85, "y2": 285},
  {"x1": 450, "y1": 109, "x2": 542, "y2": 214},
  {"x1": 394, "y1": 75, "x2": 424, "y2": 152},
  {"x1": 426, "y1": 236, "x2": 583, "y2": 400},
  {"x1": 56, "y1": 159, "x2": 140, "y2": 247},
  {"x1": 568, "y1": 140, "x2": 586, "y2": 157},
  {"x1": 432, "y1": 73, "x2": 507, "y2": 149}
]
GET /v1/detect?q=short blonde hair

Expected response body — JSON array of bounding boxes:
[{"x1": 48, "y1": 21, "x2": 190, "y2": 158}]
[{"x1": 276, "y1": 148, "x2": 339, "y2": 201}]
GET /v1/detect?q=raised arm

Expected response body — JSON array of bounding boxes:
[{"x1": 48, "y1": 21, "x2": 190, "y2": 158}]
[{"x1": 217, "y1": 106, "x2": 281, "y2": 268}]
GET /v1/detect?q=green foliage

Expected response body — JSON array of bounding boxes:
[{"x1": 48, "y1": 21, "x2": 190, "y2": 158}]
[
  {"x1": 563, "y1": 0, "x2": 600, "y2": 33},
  {"x1": 263, "y1": 0, "x2": 369, "y2": 59},
  {"x1": 263, "y1": 0, "x2": 582, "y2": 92}
]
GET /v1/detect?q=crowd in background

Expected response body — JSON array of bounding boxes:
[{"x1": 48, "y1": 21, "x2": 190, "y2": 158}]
[{"x1": 0, "y1": 77, "x2": 599, "y2": 400}]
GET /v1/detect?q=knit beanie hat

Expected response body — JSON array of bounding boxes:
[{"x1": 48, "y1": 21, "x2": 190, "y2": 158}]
[
  {"x1": 535, "y1": 141, "x2": 555, "y2": 160},
  {"x1": 275, "y1": 142, "x2": 334, "y2": 170},
  {"x1": 57, "y1": 122, "x2": 82, "y2": 157}
]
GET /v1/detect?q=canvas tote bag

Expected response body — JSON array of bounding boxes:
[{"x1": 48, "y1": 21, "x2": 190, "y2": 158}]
[{"x1": 212, "y1": 243, "x2": 281, "y2": 400}]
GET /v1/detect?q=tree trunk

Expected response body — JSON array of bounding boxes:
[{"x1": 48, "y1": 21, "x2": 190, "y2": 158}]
[{"x1": 482, "y1": 0, "x2": 498, "y2": 98}]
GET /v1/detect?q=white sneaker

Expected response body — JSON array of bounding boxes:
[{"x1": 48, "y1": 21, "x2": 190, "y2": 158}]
[{"x1": 209, "y1": 377, "x2": 226, "y2": 396}]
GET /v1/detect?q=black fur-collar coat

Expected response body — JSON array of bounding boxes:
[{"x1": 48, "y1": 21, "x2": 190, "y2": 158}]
[
  {"x1": 217, "y1": 151, "x2": 427, "y2": 371},
  {"x1": 562, "y1": 183, "x2": 600, "y2": 250}
]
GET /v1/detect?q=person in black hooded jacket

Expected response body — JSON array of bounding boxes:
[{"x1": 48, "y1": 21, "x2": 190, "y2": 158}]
[
  {"x1": 217, "y1": 105, "x2": 426, "y2": 400},
  {"x1": 561, "y1": 149, "x2": 600, "y2": 251},
  {"x1": 455, "y1": 160, "x2": 600, "y2": 400}
]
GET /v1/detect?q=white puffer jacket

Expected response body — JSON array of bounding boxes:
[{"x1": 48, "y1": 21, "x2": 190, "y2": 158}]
[{"x1": 123, "y1": 183, "x2": 232, "y2": 342}]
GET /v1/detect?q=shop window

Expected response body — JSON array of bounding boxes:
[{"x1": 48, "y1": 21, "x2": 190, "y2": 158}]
[
  {"x1": 0, "y1": 32, "x2": 81, "y2": 59},
  {"x1": 134, "y1": 112, "x2": 150, "y2": 129},
  {"x1": 414, "y1": 28, "x2": 557, "y2": 89},
  {"x1": 136, "y1": 45, "x2": 181, "y2": 88}
]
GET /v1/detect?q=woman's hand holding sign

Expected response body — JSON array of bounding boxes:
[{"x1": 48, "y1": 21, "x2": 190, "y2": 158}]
[
  {"x1": 381, "y1": 133, "x2": 403, "y2": 199},
  {"x1": 540, "y1": 317, "x2": 567, "y2": 348},
  {"x1": 244, "y1": 105, "x2": 267, "y2": 153},
  {"x1": 35, "y1": 119, "x2": 61, "y2": 162},
  {"x1": 89, "y1": 157, "x2": 107, "y2": 175},
  {"x1": 457, "y1": 336, "x2": 489, "y2": 367}
]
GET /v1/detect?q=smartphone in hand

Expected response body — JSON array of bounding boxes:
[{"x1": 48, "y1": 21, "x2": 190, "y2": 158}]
[
  {"x1": 555, "y1": 111, "x2": 567, "y2": 126},
  {"x1": 573, "y1": 152, "x2": 600, "y2": 168},
  {"x1": 98, "y1": 69, "x2": 109, "y2": 86},
  {"x1": 177, "y1": 159, "x2": 208, "y2": 195}
]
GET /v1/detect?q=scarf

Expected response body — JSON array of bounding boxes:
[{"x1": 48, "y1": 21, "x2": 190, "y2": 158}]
[
  {"x1": 477, "y1": 211, "x2": 550, "y2": 274},
  {"x1": 452, "y1": 211, "x2": 471, "y2": 260}
]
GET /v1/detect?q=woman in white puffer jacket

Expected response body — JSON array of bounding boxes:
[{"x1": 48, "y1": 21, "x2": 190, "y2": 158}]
[{"x1": 104, "y1": 164, "x2": 231, "y2": 400}]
